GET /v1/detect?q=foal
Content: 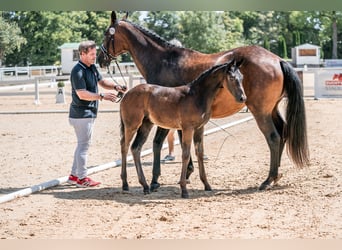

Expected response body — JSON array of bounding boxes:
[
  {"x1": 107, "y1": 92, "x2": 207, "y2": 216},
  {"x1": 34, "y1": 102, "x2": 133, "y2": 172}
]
[{"x1": 120, "y1": 60, "x2": 245, "y2": 198}]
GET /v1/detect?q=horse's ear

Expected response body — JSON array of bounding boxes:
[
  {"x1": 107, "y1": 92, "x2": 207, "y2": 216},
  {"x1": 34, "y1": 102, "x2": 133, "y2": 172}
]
[
  {"x1": 123, "y1": 12, "x2": 129, "y2": 20},
  {"x1": 111, "y1": 11, "x2": 117, "y2": 25}
]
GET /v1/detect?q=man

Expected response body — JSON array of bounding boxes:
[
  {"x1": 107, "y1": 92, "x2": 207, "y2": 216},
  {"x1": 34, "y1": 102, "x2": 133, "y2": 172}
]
[{"x1": 67, "y1": 40, "x2": 125, "y2": 187}]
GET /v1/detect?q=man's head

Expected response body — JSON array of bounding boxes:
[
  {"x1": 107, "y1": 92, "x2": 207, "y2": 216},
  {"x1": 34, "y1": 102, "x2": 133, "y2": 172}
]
[{"x1": 78, "y1": 41, "x2": 97, "y2": 66}]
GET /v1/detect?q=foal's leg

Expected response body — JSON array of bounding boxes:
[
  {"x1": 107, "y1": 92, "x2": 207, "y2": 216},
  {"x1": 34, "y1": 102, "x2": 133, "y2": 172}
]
[
  {"x1": 150, "y1": 127, "x2": 169, "y2": 191},
  {"x1": 253, "y1": 113, "x2": 283, "y2": 190},
  {"x1": 131, "y1": 119, "x2": 154, "y2": 194},
  {"x1": 177, "y1": 130, "x2": 195, "y2": 180},
  {"x1": 121, "y1": 126, "x2": 137, "y2": 192},
  {"x1": 179, "y1": 129, "x2": 194, "y2": 198},
  {"x1": 193, "y1": 127, "x2": 212, "y2": 191}
]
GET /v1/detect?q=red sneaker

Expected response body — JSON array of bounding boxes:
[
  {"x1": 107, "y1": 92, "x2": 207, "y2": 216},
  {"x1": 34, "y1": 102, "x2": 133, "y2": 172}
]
[
  {"x1": 67, "y1": 175, "x2": 79, "y2": 185},
  {"x1": 76, "y1": 177, "x2": 101, "y2": 188}
]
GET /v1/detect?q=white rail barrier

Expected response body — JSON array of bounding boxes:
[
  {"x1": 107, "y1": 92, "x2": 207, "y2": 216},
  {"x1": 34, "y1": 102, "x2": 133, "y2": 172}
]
[
  {"x1": 0, "y1": 73, "x2": 144, "y2": 105},
  {"x1": 0, "y1": 65, "x2": 61, "y2": 80}
]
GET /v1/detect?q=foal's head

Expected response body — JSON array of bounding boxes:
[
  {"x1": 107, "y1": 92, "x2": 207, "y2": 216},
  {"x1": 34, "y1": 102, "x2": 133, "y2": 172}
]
[{"x1": 224, "y1": 60, "x2": 246, "y2": 103}]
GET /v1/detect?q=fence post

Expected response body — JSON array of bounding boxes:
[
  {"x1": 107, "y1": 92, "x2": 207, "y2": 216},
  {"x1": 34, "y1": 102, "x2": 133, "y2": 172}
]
[
  {"x1": 34, "y1": 77, "x2": 40, "y2": 105},
  {"x1": 129, "y1": 74, "x2": 133, "y2": 89}
]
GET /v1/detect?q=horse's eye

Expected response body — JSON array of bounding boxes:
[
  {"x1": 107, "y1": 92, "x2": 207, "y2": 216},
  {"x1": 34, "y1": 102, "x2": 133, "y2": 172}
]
[{"x1": 109, "y1": 27, "x2": 115, "y2": 35}]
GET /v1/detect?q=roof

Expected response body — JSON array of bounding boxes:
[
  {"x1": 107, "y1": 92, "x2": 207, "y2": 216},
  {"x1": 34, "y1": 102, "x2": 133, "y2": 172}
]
[
  {"x1": 58, "y1": 43, "x2": 80, "y2": 49},
  {"x1": 294, "y1": 43, "x2": 320, "y2": 49},
  {"x1": 58, "y1": 42, "x2": 100, "y2": 50}
]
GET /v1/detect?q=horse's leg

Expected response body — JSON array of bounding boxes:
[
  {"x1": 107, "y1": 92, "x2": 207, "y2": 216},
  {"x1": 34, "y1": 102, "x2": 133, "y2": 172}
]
[
  {"x1": 150, "y1": 127, "x2": 169, "y2": 192},
  {"x1": 131, "y1": 119, "x2": 154, "y2": 194},
  {"x1": 193, "y1": 127, "x2": 211, "y2": 191},
  {"x1": 272, "y1": 110, "x2": 287, "y2": 185},
  {"x1": 179, "y1": 129, "x2": 194, "y2": 198},
  {"x1": 252, "y1": 112, "x2": 283, "y2": 190},
  {"x1": 177, "y1": 130, "x2": 194, "y2": 180}
]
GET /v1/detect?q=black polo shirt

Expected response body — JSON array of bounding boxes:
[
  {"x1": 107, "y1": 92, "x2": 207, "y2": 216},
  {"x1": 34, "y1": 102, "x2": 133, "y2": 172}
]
[{"x1": 69, "y1": 61, "x2": 103, "y2": 118}]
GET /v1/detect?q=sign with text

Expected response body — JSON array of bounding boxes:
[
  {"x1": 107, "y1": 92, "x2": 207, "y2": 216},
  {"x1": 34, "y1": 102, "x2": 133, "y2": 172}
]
[{"x1": 314, "y1": 68, "x2": 342, "y2": 98}]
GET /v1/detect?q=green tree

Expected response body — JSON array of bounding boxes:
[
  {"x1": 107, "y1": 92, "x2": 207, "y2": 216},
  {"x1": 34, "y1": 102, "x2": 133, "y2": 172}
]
[
  {"x1": 178, "y1": 11, "x2": 227, "y2": 53},
  {"x1": 221, "y1": 12, "x2": 245, "y2": 49},
  {"x1": 318, "y1": 11, "x2": 342, "y2": 59},
  {"x1": 278, "y1": 35, "x2": 287, "y2": 59},
  {"x1": 0, "y1": 12, "x2": 26, "y2": 66},
  {"x1": 143, "y1": 11, "x2": 180, "y2": 41}
]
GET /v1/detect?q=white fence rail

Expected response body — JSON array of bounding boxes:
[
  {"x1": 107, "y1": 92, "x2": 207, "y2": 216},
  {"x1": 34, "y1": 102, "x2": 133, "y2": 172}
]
[
  {"x1": 0, "y1": 65, "x2": 61, "y2": 80},
  {"x1": 0, "y1": 73, "x2": 144, "y2": 105},
  {"x1": 0, "y1": 63, "x2": 139, "y2": 82}
]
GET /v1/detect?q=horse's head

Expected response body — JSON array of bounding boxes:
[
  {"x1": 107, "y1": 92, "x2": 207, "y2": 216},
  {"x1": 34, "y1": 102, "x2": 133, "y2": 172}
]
[
  {"x1": 224, "y1": 59, "x2": 246, "y2": 103},
  {"x1": 97, "y1": 11, "x2": 128, "y2": 68}
]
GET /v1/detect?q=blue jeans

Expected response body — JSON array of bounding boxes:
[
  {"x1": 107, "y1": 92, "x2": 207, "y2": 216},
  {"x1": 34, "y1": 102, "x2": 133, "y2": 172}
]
[{"x1": 69, "y1": 118, "x2": 95, "y2": 179}]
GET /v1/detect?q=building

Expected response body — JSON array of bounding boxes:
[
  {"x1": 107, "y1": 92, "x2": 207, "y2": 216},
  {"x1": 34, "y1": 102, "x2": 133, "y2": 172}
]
[
  {"x1": 291, "y1": 43, "x2": 321, "y2": 67},
  {"x1": 58, "y1": 43, "x2": 80, "y2": 74}
]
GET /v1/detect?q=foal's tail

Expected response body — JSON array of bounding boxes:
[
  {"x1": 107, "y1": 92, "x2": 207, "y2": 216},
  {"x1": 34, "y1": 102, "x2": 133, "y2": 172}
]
[
  {"x1": 280, "y1": 60, "x2": 310, "y2": 167},
  {"x1": 119, "y1": 112, "x2": 125, "y2": 146}
]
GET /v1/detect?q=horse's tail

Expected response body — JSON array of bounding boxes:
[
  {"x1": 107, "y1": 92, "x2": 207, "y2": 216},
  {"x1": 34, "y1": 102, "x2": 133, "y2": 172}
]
[{"x1": 280, "y1": 60, "x2": 310, "y2": 167}]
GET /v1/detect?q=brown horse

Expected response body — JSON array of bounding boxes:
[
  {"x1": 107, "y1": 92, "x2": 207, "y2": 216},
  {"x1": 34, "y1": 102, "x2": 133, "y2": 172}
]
[
  {"x1": 98, "y1": 11, "x2": 309, "y2": 192},
  {"x1": 120, "y1": 61, "x2": 245, "y2": 198}
]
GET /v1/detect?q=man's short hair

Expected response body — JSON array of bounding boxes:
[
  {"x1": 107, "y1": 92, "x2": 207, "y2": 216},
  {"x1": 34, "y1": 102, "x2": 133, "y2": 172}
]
[{"x1": 78, "y1": 40, "x2": 96, "y2": 54}]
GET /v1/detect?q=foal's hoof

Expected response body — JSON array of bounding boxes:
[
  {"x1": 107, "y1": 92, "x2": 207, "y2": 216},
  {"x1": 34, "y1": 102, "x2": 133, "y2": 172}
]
[
  {"x1": 143, "y1": 188, "x2": 151, "y2": 195},
  {"x1": 181, "y1": 190, "x2": 189, "y2": 199},
  {"x1": 122, "y1": 184, "x2": 129, "y2": 192},
  {"x1": 150, "y1": 182, "x2": 160, "y2": 192},
  {"x1": 204, "y1": 185, "x2": 212, "y2": 191}
]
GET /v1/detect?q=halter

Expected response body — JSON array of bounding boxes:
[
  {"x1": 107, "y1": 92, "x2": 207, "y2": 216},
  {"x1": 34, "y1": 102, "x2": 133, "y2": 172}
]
[{"x1": 100, "y1": 31, "x2": 128, "y2": 102}]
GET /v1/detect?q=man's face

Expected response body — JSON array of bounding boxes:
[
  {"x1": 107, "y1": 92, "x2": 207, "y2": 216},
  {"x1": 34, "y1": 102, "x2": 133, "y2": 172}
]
[{"x1": 80, "y1": 47, "x2": 97, "y2": 66}]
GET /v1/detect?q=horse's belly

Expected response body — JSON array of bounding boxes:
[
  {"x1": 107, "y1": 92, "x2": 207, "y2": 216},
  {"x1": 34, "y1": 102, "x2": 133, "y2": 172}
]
[{"x1": 211, "y1": 90, "x2": 245, "y2": 118}]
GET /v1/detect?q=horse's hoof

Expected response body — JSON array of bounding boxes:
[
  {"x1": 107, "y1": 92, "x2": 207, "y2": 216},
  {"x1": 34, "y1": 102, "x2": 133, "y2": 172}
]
[
  {"x1": 273, "y1": 173, "x2": 283, "y2": 185},
  {"x1": 204, "y1": 185, "x2": 212, "y2": 191},
  {"x1": 143, "y1": 188, "x2": 151, "y2": 195},
  {"x1": 150, "y1": 182, "x2": 160, "y2": 192},
  {"x1": 122, "y1": 185, "x2": 129, "y2": 192},
  {"x1": 259, "y1": 182, "x2": 272, "y2": 191},
  {"x1": 259, "y1": 174, "x2": 283, "y2": 190}
]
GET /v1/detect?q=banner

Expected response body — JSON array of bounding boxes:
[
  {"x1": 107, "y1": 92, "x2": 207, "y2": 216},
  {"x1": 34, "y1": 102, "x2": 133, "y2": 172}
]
[{"x1": 314, "y1": 68, "x2": 342, "y2": 99}]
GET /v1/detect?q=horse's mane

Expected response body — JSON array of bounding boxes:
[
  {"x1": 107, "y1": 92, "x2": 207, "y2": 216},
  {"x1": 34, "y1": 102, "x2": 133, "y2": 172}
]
[{"x1": 123, "y1": 19, "x2": 183, "y2": 49}]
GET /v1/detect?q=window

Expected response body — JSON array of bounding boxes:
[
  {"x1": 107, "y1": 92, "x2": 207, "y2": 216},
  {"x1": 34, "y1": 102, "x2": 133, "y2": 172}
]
[{"x1": 73, "y1": 50, "x2": 80, "y2": 61}]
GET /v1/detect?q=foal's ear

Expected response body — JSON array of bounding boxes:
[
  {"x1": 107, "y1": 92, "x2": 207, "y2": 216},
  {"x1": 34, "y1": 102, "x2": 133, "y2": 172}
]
[
  {"x1": 235, "y1": 59, "x2": 244, "y2": 68},
  {"x1": 226, "y1": 59, "x2": 235, "y2": 71},
  {"x1": 123, "y1": 12, "x2": 129, "y2": 20},
  {"x1": 111, "y1": 11, "x2": 117, "y2": 25}
]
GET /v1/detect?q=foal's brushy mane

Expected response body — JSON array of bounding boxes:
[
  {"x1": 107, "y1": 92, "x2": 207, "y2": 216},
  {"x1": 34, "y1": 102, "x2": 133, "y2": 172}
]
[
  {"x1": 188, "y1": 62, "x2": 231, "y2": 87},
  {"x1": 122, "y1": 19, "x2": 183, "y2": 49}
]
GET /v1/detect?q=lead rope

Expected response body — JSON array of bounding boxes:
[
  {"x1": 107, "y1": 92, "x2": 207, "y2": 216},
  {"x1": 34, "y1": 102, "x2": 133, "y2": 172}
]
[{"x1": 106, "y1": 60, "x2": 128, "y2": 103}]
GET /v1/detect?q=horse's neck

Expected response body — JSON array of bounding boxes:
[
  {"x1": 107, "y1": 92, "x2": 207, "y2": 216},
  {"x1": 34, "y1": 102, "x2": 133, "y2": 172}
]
[
  {"x1": 123, "y1": 25, "x2": 208, "y2": 84},
  {"x1": 124, "y1": 28, "x2": 169, "y2": 82}
]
